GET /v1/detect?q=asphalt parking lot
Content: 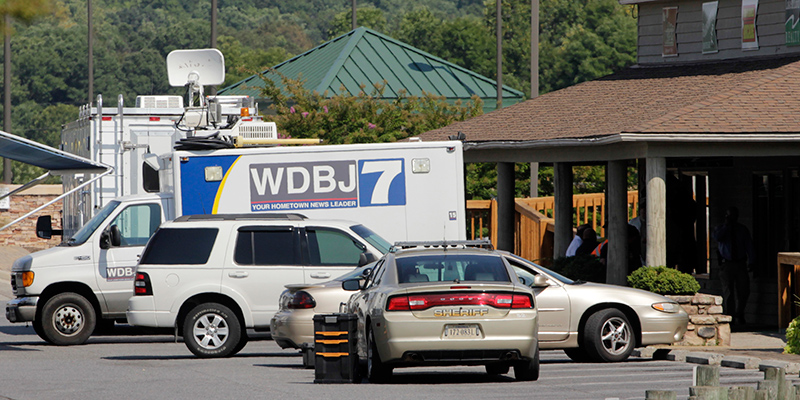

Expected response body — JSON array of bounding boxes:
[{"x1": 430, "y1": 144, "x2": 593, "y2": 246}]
[{"x1": 1, "y1": 309, "x2": 796, "y2": 400}]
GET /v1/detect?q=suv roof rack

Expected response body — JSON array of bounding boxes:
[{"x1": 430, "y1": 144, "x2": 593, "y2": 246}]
[
  {"x1": 391, "y1": 240, "x2": 493, "y2": 252},
  {"x1": 174, "y1": 213, "x2": 307, "y2": 222}
]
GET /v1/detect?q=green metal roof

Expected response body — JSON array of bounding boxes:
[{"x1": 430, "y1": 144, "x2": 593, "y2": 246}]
[{"x1": 218, "y1": 27, "x2": 525, "y2": 113}]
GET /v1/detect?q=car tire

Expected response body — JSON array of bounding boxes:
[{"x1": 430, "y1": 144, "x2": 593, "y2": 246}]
[
  {"x1": 485, "y1": 363, "x2": 510, "y2": 376},
  {"x1": 367, "y1": 329, "x2": 392, "y2": 383},
  {"x1": 32, "y1": 317, "x2": 49, "y2": 343},
  {"x1": 563, "y1": 346, "x2": 592, "y2": 363},
  {"x1": 183, "y1": 303, "x2": 242, "y2": 358},
  {"x1": 40, "y1": 292, "x2": 96, "y2": 346},
  {"x1": 514, "y1": 346, "x2": 540, "y2": 381},
  {"x1": 583, "y1": 308, "x2": 635, "y2": 362}
]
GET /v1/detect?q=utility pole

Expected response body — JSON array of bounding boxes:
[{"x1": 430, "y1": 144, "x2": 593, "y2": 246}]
[
  {"x1": 496, "y1": 0, "x2": 502, "y2": 110},
  {"x1": 4, "y1": 15, "x2": 11, "y2": 184},
  {"x1": 88, "y1": 0, "x2": 93, "y2": 105},
  {"x1": 529, "y1": 0, "x2": 539, "y2": 197},
  {"x1": 210, "y1": 0, "x2": 217, "y2": 95},
  {"x1": 352, "y1": 0, "x2": 357, "y2": 30},
  {"x1": 211, "y1": 0, "x2": 217, "y2": 48}
]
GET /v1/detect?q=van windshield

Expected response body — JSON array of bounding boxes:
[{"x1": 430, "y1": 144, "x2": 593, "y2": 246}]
[
  {"x1": 64, "y1": 201, "x2": 120, "y2": 246},
  {"x1": 350, "y1": 224, "x2": 391, "y2": 254}
]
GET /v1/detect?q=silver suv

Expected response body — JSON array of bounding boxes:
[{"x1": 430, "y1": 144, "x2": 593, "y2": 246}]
[{"x1": 126, "y1": 213, "x2": 389, "y2": 358}]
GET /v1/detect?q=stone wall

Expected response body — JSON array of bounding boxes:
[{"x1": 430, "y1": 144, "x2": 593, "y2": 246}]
[
  {"x1": 667, "y1": 293, "x2": 731, "y2": 346},
  {"x1": 0, "y1": 184, "x2": 63, "y2": 252}
]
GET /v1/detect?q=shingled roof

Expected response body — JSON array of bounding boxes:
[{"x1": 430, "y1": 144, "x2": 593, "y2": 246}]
[
  {"x1": 419, "y1": 55, "x2": 800, "y2": 142},
  {"x1": 219, "y1": 27, "x2": 524, "y2": 114}
]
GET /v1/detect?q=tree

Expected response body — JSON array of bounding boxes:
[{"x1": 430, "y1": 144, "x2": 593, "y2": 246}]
[
  {"x1": 0, "y1": 0, "x2": 53, "y2": 28},
  {"x1": 396, "y1": 9, "x2": 494, "y2": 82},
  {"x1": 539, "y1": 0, "x2": 636, "y2": 93},
  {"x1": 258, "y1": 71, "x2": 483, "y2": 144},
  {"x1": 327, "y1": 6, "x2": 387, "y2": 37}
]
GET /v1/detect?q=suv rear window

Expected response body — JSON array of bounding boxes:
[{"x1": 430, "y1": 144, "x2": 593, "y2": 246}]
[
  {"x1": 140, "y1": 228, "x2": 218, "y2": 265},
  {"x1": 396, "y1": 254, "x2": 510, "y2": 284}
]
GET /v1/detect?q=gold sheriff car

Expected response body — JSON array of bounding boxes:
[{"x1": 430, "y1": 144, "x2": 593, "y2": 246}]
[{"x1": 342, "y1": 241, "x2": 540, "y2": 383}]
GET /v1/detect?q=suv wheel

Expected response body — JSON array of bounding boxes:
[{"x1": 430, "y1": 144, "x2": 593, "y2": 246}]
[
  {"x1": 41, "y1": 292, "x2": 96, "y2": 345},
  {"x1": 183, "y1": 303, "x2": 242, "y2": 358}
]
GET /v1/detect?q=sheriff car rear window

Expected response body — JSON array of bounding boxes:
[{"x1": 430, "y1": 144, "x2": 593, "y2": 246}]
[
  {"x1": 396, "y1": 254, "x2": 510, "y2": 283},
  {"x1": 139, "y1": 228, "x2": 218, "y2": 265}
]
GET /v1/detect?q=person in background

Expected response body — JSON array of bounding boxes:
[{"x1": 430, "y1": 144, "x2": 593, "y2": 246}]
[
  {"x1": 575, "y1": 227, "x2": 598, "y2": 256},
  {"x1": 566, "y1": 224, "x2": 592, "y2": 257},
  {"x1": 712, "y1": 206, "x2": 755, "y2": 326}
]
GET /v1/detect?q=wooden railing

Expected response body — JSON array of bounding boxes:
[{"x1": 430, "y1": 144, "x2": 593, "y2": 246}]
[{"x1": 466, "y1": 191, "x2": 639, "y2": 266}]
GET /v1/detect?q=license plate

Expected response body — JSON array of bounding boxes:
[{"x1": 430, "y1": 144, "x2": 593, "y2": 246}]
[{"x1": 443, "y1": 324, "x2": 481, "y2": 338}]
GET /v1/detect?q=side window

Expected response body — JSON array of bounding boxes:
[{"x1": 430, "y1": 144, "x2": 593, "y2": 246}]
[
  {"x1": 142, "y1": 162, "x2": 159, "y2": 193},
  {"x1": 367, "y1": 259, "x2": 386, "y2": 288},
  {"x1": 306, "y1": 228, "x2": 364, "y2": 266},
  {"x1": 140, "y1": 228, "x2": 217, "y2": 265},
  {"x1": 234, "y1": 227, "x2": 297, "y2": 266},
  {"x1": 512, "y1": 265, "x2": 538, "y2": 287},
  {"x1": 109, "y1": 203, "x2": 161, "y2": 247}
]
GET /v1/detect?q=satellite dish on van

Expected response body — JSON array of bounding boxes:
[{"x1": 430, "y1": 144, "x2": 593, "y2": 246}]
[{"x1": 166, "y1": 49, "x2": 225, "y2": 87}]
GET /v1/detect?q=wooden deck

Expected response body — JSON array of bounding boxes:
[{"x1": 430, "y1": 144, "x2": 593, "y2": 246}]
[{"x1": 466, "y1": 191, "x2": 639, "y2": 266}]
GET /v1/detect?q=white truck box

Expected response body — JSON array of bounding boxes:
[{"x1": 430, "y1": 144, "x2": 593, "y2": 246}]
[
  {"x1": 60, "y1": 95, "x2": 204, "y2": 238},
  {"x1": 163, "y1": 141, "x2": 466, "y2": 242}
]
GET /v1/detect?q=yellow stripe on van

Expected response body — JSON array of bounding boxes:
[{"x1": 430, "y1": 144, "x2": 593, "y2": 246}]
[{"x1": 212, "y1": 155, "x2": 242, "y2": 214}]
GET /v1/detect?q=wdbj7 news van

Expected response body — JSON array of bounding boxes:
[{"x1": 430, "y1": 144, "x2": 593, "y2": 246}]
[{"x1": 5, "y1": 49, "x2": 466, "y2": 346}]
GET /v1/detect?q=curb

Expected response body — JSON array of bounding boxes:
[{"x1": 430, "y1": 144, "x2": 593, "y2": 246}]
[{"x1": 633, "y1": 348, "x2": 800, "y2": 374}]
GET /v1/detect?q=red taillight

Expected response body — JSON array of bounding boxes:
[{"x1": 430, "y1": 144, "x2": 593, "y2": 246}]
[
  {"x1": 288, "y1": 291, "x2": 316, "y2": 309},
  {"x1": 102, "y1": 116, "x2": 112, "y2": 121},
  {"x1": 149, "y1": 117, "x2": 160, "y2": 121},
  {"x1": 133, "y1": 272, "x2": 152, "y2": 296},
  {"x1": 511, "y1": 294, "x2": 533, "y2": 309},
  {"x1": 386, "y1": 292, "x2": 533, "y2": 311},
  {"x1": 387, "y1": 296, "x2": 410, "y2": 311}
]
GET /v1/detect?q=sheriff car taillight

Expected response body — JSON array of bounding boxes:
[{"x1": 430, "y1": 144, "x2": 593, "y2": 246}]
[
  {"x1": 134, "y1": 272, "x2": 153, "y2": 296},
  {"x1": 386, "y1": 292, "x2": 533, "y2": 311},
  {"x1": 287, "y1": 291, "x2": 316, "y2": 309}
]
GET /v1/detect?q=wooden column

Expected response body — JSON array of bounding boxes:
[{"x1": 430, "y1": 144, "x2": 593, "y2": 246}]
[
  {"x1": 695, "y1": 175, "x2": 708, "y2": 274},
  {"x1": 554, "y1": 162, "x2": 573, "y2": 258},
  {"x1": 646, "y1": 157, "x2": 667, "y2": 267},
  {"x1": 529, "y1": 162, "x2": 539, "y2": 197},
  {"x1": 496, "y1": 162, "x2": 515, "y2": 252},
  {"x1": 607, "y1": 160, "x2": 629, "y2": 285}
]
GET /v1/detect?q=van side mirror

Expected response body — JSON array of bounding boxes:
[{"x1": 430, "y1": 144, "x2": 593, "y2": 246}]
[
  {"x1": 100, "y1": 225, "x2": 122, "y2": 249},
  {"x1": 36, "y1": 216, "x2": 52, "y2": 239},
  {"x1": 36, "y1": 216, "x2": 63, "y2": 239},
  {"x1": 342, "y1": 278, "x2": 363, "y2": 291},
  {"x1": 358, "y1": 252, "x2": 377, "y2": 267}
]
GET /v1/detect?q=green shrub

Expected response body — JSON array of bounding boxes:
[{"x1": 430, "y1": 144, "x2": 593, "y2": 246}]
[
  {"x1": 551, "y1": 254, "x2": 606, "y2": 283},
  {"x1": 785, "y1": 316, "x2": 800, "y2": 354},
  {"x1": 627, "y1": 266, "x2": 700, "y2": 295}
]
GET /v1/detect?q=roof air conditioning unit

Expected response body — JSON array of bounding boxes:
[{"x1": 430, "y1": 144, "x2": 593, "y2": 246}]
[
  {"x1": 229, "y1": 120, "x2": 277, "y2": 140},
  {"x1": 135, "y1": 95, "x2": 183, "y2": 109}
]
